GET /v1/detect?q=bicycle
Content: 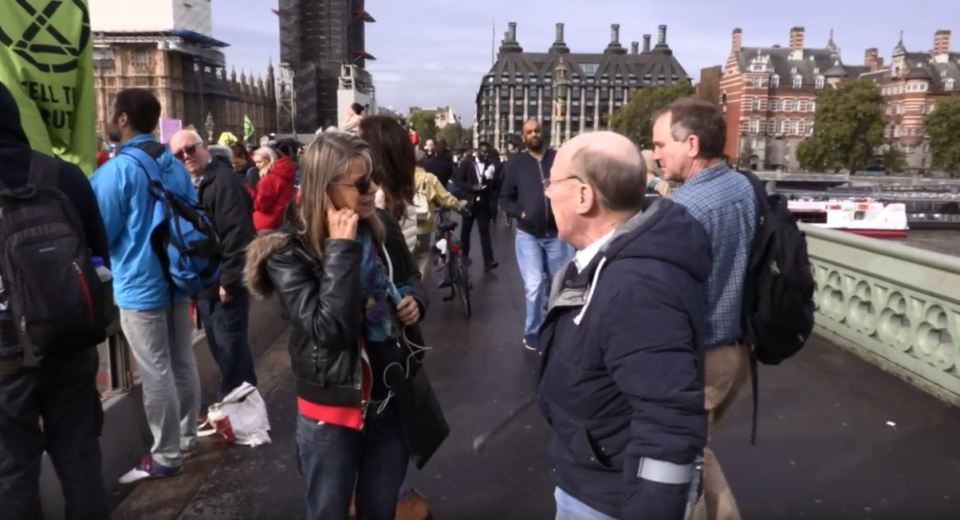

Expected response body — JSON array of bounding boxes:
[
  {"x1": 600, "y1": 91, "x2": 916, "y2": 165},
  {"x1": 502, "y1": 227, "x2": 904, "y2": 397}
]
[{"x1": 434, "y1": 214, "x2": 471, "y2": 318}]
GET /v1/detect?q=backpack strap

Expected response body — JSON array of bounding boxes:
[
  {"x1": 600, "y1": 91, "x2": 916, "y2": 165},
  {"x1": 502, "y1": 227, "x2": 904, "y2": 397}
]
[
  {"x1": 0, "y1": 151, "x2": 60, "y2": 199},
  {"x1": 749, "y1": 347, "x2": 759, "y2": 445},
  {"x1": 120, "y1": 146, "x2": 164, "y2": 186},
  {"x1": 738, "y1": 169, "x2": 763, "y2": 446}
]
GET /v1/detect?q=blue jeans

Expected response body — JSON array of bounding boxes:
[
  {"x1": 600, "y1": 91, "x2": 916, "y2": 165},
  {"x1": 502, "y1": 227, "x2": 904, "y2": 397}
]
[
  {"x1": 297, "y1": 407, "x2": 409, "y2": 520},
  {"x1": 555, "y1": 487, "x2": 618, "y2": 520},
  {"x1": 515, "y1": 230, "x2": 574, "y2": 338},
  {"x1": 196, "y1": 292, "x2": 257, "y2": 399}
]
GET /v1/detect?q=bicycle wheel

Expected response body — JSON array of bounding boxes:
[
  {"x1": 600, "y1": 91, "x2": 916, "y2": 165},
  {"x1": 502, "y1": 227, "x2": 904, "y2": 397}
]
[{"x1": 456, "y1": 253, "x2": 471, "y2": 318}]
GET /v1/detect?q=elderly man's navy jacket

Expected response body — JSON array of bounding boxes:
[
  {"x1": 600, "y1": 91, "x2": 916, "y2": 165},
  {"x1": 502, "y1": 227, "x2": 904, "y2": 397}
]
[{"x1": 538, "y1": 198, "x2": 711, "y2": 519}]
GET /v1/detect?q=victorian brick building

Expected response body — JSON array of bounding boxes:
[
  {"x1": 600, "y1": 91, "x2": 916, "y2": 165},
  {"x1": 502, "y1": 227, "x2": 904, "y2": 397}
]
[
  {"x1": 715, "y1": 25, "x2": 960, "y2": 172},
  {"x1": 862, "y1": 30, "x2": 960, "y2": 171},
  {"x1": 717, "y1": 27, "x2": 869, "y2": 171}
]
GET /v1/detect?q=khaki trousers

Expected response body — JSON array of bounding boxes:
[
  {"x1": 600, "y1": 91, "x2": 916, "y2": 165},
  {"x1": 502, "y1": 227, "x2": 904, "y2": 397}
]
[{"x1": 693, "y1": 343, "x2": 750, "y2": 520}]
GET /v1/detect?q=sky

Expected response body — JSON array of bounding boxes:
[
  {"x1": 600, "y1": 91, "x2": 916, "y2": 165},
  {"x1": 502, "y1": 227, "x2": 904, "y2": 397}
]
[{"x1": 213, "y1": 0, "x2": 959, "y2": 125}]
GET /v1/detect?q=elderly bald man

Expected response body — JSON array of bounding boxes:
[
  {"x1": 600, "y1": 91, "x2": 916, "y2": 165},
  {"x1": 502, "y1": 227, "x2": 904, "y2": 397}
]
[
  {"x1": 169, "y1": 130, "x2": 258, "y2": 399},
  {"x1": 537, "y1": 131, "x2": 711, "y2": 519}
]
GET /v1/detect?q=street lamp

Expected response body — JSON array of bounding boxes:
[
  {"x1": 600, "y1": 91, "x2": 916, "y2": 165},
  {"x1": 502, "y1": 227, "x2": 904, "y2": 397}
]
[{"x1": 204, "y1": 113, "x2": 215, "y2": 144}]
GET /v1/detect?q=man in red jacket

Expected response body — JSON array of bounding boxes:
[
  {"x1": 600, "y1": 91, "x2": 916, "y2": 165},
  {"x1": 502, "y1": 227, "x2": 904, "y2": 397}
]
[{"x1": 253, "y1": 139, "x2": 297, "y2": 233}]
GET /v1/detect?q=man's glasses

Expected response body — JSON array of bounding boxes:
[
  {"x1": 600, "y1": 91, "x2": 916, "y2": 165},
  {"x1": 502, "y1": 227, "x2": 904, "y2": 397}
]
[
  {"x1": 173, "y1": 143, "x2": 200, "y2": 161},
  {"x1": 542, "y1": 175, "x2": 583, "y2": 190}
]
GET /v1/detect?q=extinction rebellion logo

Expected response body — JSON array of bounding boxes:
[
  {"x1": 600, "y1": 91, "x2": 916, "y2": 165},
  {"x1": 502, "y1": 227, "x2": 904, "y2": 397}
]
[{"x1": 0, "y1": 0, "x2": 91, "y2": 74}]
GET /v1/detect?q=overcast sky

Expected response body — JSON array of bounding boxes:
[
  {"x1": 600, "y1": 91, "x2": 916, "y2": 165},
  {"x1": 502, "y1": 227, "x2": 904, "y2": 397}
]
[{"x1": 213, "y1": 0, "x2": 958, "y2": 125}]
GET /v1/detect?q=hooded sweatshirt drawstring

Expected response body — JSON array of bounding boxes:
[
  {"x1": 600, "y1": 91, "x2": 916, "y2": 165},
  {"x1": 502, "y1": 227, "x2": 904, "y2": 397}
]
[{"x1": 573, "y1": 256, "x2": 607, "y2": 326}]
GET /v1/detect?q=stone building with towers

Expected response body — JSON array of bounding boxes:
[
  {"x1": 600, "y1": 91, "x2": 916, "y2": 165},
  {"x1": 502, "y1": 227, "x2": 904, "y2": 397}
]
[
  {"x1": 90, "y1": 0, "x2": 277, "y2": 143},
  {"x1": 474, "y1": 22, "x2": 689, "y2": 151}
]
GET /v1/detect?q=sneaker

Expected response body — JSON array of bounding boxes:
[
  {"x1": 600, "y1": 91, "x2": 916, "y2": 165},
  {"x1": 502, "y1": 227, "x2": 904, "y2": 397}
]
[
  {"x1": 484, "y1": 261, "x2": 499, "y2": 272},
  {"x1": 437, "y1": 278, "x2": 451, "y2": 289},
  {"x1": 523, "y1": 334, "x2": 540, "y2": 351},
  {"x1": 118, "y1": 455, "x2": 182, "y2": 484}
]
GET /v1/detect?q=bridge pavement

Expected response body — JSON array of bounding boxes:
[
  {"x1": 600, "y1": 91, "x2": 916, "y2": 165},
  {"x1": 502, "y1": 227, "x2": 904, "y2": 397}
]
[{"x1": 112, "y1": 218, "x2": 960, "y2": 520}]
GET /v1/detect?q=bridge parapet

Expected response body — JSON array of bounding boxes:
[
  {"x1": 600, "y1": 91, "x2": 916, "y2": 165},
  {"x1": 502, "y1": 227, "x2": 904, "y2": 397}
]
[{"x1": 804, "y1": 224, "x2": 960, "y2": 405}]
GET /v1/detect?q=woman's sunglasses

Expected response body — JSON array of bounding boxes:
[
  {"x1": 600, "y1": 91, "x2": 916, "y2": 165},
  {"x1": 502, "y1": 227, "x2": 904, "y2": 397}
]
[{"x1": 330, "y1": 169, "x2": 380, "y2": 195}]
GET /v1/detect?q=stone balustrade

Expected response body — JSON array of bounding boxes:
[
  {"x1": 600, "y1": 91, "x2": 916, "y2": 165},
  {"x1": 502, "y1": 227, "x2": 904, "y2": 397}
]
[{"x1": 804, "y1": 224, "x2": 960, "y2": 405}]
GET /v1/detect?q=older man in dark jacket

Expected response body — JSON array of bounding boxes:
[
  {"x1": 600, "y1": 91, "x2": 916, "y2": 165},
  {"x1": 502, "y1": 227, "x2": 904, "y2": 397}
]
[
  {"x1": 539, "y1": 131, "x2": 709, "y2": 519},
  {"x1": 170, "y1": 131, "x2": 257, "y2": 398}
]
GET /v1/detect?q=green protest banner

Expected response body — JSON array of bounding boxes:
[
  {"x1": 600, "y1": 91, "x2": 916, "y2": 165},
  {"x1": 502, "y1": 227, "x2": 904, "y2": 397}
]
[
  {"x1": 243, "y1": 114, "x2": 255, "y2": 141},
  {"x1": 0, "y1": 0, "x2": 96, "y2": 174}
]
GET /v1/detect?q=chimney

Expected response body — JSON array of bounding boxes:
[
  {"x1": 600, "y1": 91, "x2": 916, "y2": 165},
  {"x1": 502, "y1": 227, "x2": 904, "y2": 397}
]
[
  {"x1": 610, "y1": 24, "x2": 620, "y2": 45},
  {"x1": 507, "y1": 22, "x2": 517, "y2": 42},
  {"x1": 643, "y1": 34, "x2": 651, "y2": 53},
  {"x1": 631, "y1": 41, "x2": 639, "y2": 55},
  {"x1": 789, "y1": 26, "x2": 805, "y2": 50},
  {"x1": 550, "y1": 22, "x2": 570, "y2": 54},
  {"x1": 864, "y1": 47, "x2": 880, "y2": 71},
  {"x1": 732, "y1": 28, "x2": 742, "y2": 52},
  {"x1": 934, "y1": 29, "x2": 951, "y2": 55},
  {"x1": 657, "y1": 24, "x2": 667, "y2": 46}
]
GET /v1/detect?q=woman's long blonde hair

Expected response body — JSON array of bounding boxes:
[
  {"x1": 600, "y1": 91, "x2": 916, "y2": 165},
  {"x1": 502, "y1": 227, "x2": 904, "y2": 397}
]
[{"x1": 295, "y1": 131, "x2": 384, "y2": 260}]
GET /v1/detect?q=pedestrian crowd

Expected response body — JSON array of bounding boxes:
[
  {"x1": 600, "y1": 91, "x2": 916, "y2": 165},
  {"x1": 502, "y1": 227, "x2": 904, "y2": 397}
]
[{"x1": 0, "y1": 80, "x2": 812, "y2": 520}]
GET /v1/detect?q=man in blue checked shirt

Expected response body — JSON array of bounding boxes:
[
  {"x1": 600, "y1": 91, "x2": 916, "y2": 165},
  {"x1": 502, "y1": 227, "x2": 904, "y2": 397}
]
[{"x1": 652, "y1": 98, "x2": 757, "y2": 520}]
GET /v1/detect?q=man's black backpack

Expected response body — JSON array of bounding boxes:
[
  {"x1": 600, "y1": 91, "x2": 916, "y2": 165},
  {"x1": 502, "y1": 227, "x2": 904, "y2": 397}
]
[
  {"x1": 0, "y1": 152, "x2": 107, "y2": 366},
  {"x1": 739, "y1": 170, "x2": 815, "y2": 442},
  {"x1": 739, "y1": 170, "x2": 815, "y2": 364}
]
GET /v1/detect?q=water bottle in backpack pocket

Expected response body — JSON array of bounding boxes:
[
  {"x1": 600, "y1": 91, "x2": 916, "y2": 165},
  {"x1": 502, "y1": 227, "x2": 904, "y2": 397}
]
[
  {"x1": 0, "y1": 152, "x2": 108, "y2": 367},
  {"x1": 122, "y1": 146, "x2": 221, "y2": 296}
]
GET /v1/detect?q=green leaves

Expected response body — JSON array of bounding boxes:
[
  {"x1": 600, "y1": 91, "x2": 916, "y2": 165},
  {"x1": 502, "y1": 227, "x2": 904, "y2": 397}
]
[
  {"x1": 409, "y1": 110, "x2": 438, "y2": 142},
  {"x1": 924, "y1": 97, "x2": 960, "y2": 175},
  {"x1": 798, "y1": 80, "x2": 885, "y2": 173},
  {"x1": 608, "y1": 82, "x2": 694, "y2": 148}
]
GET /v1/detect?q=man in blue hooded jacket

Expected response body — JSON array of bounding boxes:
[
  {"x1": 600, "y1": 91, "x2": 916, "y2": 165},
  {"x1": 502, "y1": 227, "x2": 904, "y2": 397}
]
[
  {"x1": 539, "y1": 131, "x2": 709, "y2": 519},
  {"x1": 91, "y1": 89, "x2": 201, "y2": 484}
]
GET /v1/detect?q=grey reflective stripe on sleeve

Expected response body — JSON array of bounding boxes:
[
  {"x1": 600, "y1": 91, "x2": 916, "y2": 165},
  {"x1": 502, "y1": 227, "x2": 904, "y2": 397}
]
[{"x1": 637, "y1": 457, "x2": 695, "y2": 485}]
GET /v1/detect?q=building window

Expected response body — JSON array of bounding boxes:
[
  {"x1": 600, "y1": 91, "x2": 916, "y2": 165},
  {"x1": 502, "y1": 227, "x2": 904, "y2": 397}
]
[
  {"x1": 749, "y1": 119, "x2": 760, "y2": 134},
  {"x1": 757, "y1": 98, "x2": 767, "y2": 111},
  {"x1": 784, "y1": 99, "x2": 795, "y2": 111},
  {"x1": 798, "y1": 99, "x2": 807, "y2": 112},
  {"x1": 132, "y1": 48, "x2": 151, "y2": 70},
  {"x1": 770, "y1": 74, "x2": 780, "y2": 88},
  {"x1": 744, "y1": 97, "x2": 754, "y2": 111},
  {"x1": 810, "y1": 101, "x2": 816, "y2": 112},
  {"x1": 815, "y1": 75, "x2": 824, "y2": 89},
  {"x1": 946, "y1": 78, "x2": 955, "y2": 91},
  {"x1": 793, "y1": 75, "x2": 802, "y2": 88}
]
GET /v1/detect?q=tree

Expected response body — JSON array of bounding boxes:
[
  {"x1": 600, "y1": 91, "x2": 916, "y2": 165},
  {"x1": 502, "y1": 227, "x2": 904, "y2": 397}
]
[
  {"x1": 409, "y1": 110, "x2": 438, "y2": 142},
  {"x1": 924, "y1": 96, "x2": 960, "y2": 176},
  {"x1": 883, "y1": 146, "x2": 907, "y2": 174},
  {"x1": 797, "y1": 80, "x2": 885, "y2": 173},
  {"x1": 438, "y1": 122, "x2": 473, "y2": 149},
  {"x1": 608, "y1": 81, "x2": 694, "y2": 149}
]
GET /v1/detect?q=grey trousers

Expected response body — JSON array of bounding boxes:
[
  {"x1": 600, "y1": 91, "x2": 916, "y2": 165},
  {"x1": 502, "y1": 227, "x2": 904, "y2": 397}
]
[{"x1": 119, "y1": 301, "x2": 200, "y2": 467}]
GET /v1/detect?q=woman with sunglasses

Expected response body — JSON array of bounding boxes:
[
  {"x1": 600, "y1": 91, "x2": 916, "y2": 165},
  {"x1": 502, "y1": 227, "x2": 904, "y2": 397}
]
[{"x1": 244, "y1": 131, "x2": 443, "y2": 519}]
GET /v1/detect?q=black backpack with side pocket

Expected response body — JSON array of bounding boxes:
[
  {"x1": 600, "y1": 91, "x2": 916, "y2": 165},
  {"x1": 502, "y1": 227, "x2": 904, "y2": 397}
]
[
  {"x1": 738, "y1": 169, "x2": 816, "y2": 442},
  {"x1": 0, "y1": 152, "x2": 107, "y2": 367}
]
